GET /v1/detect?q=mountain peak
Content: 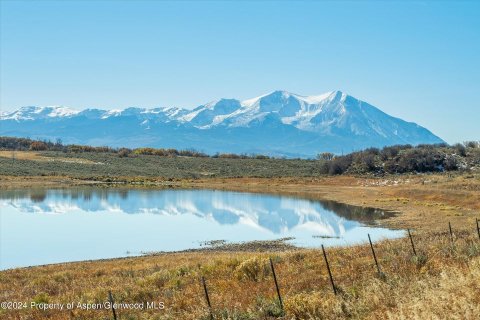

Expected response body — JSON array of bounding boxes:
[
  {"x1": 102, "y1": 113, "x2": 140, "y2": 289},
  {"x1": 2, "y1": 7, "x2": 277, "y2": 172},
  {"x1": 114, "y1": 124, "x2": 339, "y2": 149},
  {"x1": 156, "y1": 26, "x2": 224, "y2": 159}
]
[
  {"x1": 241, "y1": 90, "x2": 349, "y2": 107},
  {"x1": 270, "y1": 90, "x2": 292, "y2": 96},
  {"x1": 330, "y1": 90, "x2": 344, "y2": 96}
]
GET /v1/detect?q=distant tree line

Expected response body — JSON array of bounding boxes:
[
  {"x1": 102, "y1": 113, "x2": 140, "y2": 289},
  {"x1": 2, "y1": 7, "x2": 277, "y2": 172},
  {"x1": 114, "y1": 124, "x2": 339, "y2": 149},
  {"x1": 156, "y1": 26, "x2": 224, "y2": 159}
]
[{"x1": 316, "y1": 142, "x2": 479, "y2": 175}]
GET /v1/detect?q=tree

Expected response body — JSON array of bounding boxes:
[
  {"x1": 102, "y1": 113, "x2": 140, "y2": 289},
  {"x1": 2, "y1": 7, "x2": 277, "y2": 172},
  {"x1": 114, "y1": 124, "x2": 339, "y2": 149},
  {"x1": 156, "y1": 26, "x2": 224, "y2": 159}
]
[{"x1": 317, "y1": 152, "x2": 335, "y2": 161}]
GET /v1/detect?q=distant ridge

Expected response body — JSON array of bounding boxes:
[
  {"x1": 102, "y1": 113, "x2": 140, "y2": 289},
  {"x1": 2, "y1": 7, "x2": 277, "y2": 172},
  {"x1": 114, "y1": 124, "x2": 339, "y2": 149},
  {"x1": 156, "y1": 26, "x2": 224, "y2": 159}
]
[{"x1": 0, "y1": 90, "x2": 444, "y2": 157}]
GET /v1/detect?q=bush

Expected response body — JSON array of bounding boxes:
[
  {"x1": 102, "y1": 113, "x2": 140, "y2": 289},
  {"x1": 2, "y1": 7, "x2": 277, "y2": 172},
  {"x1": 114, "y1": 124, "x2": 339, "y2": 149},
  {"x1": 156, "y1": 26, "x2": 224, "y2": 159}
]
[
  {"x1": 363, "y1": 153, "x2": 376, "y2": 171},
  {"x1": 444, "y1": 155, "x2": 459, "y2": 171},
  {"x1": 29, "y1": 141, "x2": 48, "y2": 151},
  {"x1": 234, "y1": 257, "x2": 270, "y2": 282},
  {"x1": 464, "y1": 141, "x2": 479, "y2": 149},
  {"x1": 117, "y1": 148, "x2": 131, "y2": 158},
  {"x1": 285, "y1": 291, "x2": 344, "y2": 319},
  {"x1": 454, "y1": 143, "x2": 467, "y2": 157},
  {"x1": 328, "y1": 154, "x2": 353, "y2": 175},
  {"x1": 143, "y1": 271, "x2": 171, "y2": 288}
]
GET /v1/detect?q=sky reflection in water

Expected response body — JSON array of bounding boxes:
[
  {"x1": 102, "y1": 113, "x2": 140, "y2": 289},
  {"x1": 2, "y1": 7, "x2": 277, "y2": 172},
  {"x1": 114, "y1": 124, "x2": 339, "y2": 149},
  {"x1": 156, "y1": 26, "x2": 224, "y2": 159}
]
[{"x1": 0, "y1": 189, "x2": 404, "y2": 269}]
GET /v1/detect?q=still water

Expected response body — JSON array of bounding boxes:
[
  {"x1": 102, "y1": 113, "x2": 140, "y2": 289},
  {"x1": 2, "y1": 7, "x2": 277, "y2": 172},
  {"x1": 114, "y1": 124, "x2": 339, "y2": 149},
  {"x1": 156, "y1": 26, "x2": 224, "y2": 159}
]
[{"x1": 0, "y1": 189, "x2": 403, "y2": 269}]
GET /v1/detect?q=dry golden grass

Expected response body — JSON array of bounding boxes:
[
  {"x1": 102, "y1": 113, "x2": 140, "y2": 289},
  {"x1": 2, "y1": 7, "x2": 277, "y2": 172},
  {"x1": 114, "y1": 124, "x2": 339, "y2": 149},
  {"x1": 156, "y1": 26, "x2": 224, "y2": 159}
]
[
  {"x1": 0, "y1": 151, "x2": 101, "y2": 165},
  {"x1": 1, "y1": 230, "x2": 479, "y2": 320}
]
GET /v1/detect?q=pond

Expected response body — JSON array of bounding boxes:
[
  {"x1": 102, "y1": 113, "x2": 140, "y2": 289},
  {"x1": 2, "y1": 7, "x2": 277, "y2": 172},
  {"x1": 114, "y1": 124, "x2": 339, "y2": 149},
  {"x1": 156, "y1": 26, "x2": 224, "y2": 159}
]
[{"x1": 0, "y1": 188, "x2": 404, "y2": 270}]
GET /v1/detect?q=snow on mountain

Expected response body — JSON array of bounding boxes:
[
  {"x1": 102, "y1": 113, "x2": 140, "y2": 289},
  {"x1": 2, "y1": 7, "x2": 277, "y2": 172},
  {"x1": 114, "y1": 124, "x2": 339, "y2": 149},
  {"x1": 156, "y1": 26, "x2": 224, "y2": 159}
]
[
  {"x1": 0, "y1": 90, "x2": 445, "y2": 156},
  {"x1": 179, "y1": 99, "x2": 242, "y2": 127},
  {"x1": 218, "y1": 90, "x2": 338, "y2": 129},
  {"x1": 1, "y1": 106, "x2": 79, "y2": 121},
  {"x1": 101, "y1": 109, "x2": 122, "y2": 119}
]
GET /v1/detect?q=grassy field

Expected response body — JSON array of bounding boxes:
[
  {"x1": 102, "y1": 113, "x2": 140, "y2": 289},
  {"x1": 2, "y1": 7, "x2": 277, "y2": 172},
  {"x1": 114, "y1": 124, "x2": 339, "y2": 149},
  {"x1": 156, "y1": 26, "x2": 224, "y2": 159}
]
[
  {"x1": 1, "y1": 231, "x2": 479, "y2": 320},
  {"x1": 2, "y1": 142, "x2": 478, "y2": 179},
  {"x1": 0, "y1": 151, "x2": 324, "y2": 179}
]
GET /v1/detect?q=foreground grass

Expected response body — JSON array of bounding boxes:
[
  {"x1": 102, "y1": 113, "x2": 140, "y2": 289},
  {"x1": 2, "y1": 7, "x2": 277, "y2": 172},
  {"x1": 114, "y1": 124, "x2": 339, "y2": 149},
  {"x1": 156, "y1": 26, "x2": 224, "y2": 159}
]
[{"x1": 1, "y1": 231, "x2": 479, "y2": 319}]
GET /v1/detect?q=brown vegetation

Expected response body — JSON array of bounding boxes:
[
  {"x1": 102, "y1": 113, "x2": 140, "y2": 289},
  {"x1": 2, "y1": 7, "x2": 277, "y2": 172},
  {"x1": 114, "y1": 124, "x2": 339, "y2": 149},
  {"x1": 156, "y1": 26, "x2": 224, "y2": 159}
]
[
  {"x1": 1, "y1": 231, "x2": 479, "y2": 319},
  {"x1": 0, "y1": 151, "x2": 100, "y2": 165}
]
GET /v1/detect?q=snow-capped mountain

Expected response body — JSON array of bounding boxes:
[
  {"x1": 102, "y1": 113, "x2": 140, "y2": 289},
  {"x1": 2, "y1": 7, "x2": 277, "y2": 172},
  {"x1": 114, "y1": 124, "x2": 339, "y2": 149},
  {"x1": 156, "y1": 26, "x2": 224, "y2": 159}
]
[{"x1": 0, "y1": 90, "x2": 444, "y2": 156}]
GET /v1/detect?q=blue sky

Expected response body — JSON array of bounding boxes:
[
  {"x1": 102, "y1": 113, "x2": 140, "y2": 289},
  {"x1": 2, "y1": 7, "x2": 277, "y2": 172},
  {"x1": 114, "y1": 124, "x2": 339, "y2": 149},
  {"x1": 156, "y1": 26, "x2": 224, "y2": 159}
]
[{"x1": 1, "y1": 1, "x2": 479, "y2": 143}]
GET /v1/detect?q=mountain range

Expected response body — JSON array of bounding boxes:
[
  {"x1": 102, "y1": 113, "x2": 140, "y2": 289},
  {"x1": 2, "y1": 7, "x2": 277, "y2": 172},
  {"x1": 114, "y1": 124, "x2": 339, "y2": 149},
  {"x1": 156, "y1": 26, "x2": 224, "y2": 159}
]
[{"x1": 0, "y1": 90, "x2": 444, "y2": 157}]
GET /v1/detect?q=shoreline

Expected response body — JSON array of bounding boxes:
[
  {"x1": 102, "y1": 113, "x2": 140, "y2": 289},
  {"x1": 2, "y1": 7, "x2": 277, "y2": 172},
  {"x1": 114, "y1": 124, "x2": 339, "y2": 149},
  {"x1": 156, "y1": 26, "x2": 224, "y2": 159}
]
[{"x1": 0, "y1": 238, "x2": 302, "y2": 272}]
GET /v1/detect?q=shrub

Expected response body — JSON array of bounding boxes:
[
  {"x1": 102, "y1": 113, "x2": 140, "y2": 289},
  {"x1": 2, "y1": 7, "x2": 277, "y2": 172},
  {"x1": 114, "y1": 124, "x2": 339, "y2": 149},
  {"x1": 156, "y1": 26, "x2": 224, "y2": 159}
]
[
  {"x1": 218, "y1": 153, "x2": 241, "y2": 159},
  {"x1": 454, "y1": 143, "x2": 467, "y2": 157},
  {"x1": 363, "y1": 153, "x2": 376, "y2": 171},
  {"x1": 285, "y1": 291, "x2": 344, "y2": 319},
  {"x1": 140, "y1": 270, "x2": 172, "y2": 289},
  {"x1": 364, "y1": 147, "x2": 380, "y2": 155},
  {"x1": 29, "y1": 141, "x2": 48, "y2": 151},
  {"x1": 117, "y1": 148, "x2": 131, "y2": 158},
  {"x1": 328, "y1": 154, "x2": 353, "y2": 174},
  {"x1": 464, "y1": 141, "x2": 479, "y2": 149},
  {"x1": 133, "y1": 148, "x2": 156, "y2": 155},
  {"x1": 234, "y1": 257, "x2": 270, "y2": 282},
  {"x1": 444, "y1": 155, "x2": 459, "y2": 171}
]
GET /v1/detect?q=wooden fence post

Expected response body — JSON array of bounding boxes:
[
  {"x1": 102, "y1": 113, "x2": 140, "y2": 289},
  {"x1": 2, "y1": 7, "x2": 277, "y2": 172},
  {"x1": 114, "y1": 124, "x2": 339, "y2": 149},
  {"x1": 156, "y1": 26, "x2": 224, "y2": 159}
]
[
  {"x1": 269, "y1": 257, "x2": 284, "y2": 312},
  {"x1": 108, "y1": 290, "x2": 117, "y2": 320},
  {"x1": 449, "y1": 221, "x2": 454, "y2": 243},
  {"x1": 407, "y1": 229, "x2": 417, "y2": 256},
  {"x1": 368, "y1": 234, "x2": 382, "y2": 275},
  {"x1": 321, "y1": 245, "x2": 337, "y2": 295},
  {"x1": 476, "y1": 218, "x2": 480, "y2": 240},
  {"x1": 201, "y1": 276, "x2": 214, "y2": 320}
]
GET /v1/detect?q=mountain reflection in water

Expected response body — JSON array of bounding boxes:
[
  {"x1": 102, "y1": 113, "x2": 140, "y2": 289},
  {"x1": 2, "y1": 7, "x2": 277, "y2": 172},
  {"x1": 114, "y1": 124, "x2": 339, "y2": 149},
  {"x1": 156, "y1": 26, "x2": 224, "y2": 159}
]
[
  {"x1": 1, "y1": 189, "x2": 394, "y2": 236},
  {"x1": 0, "y1": 188, "x2": 404, "y2": 269}
]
